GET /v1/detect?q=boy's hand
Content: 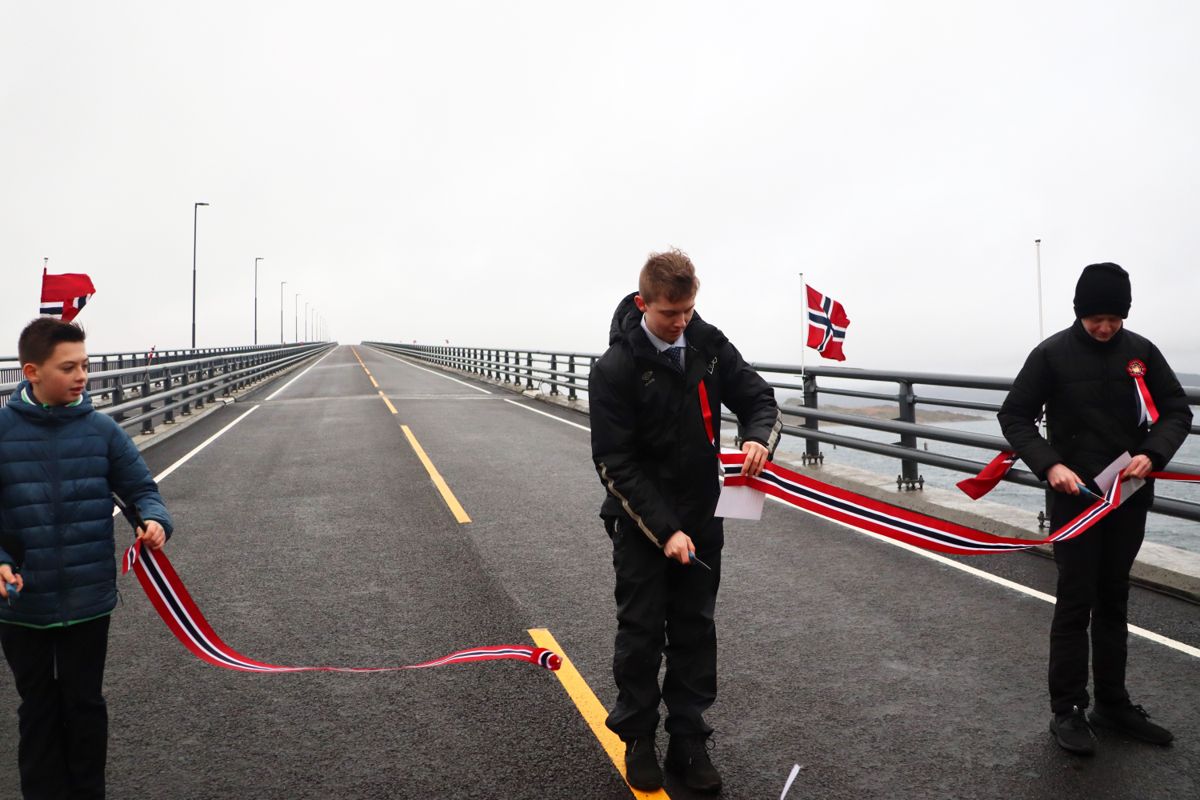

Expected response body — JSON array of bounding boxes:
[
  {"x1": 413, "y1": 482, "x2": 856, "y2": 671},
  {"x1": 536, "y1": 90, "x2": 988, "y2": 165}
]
[
  {"x1": 664, "y1": 531, "x2": 695, "y2": 564},
  {"x1": 741, "y1": 441, "x2": 769, "y2": 477},
  {"x1": 0, "y1": 565, "x2": 23, "y2": 597},
  {"x1": 1122, "y1": 454, "x2": 1153, "y2": 479},
  {"x1": 136, "y1": 520, "x2": 167, "y2": 551},
  {"x1": 1047, "y1": 463, "x2": 1085, "y2": 495}
]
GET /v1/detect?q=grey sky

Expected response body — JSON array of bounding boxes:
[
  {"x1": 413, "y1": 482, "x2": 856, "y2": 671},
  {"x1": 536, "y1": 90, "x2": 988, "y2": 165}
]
[{"x1": 3, "y1": 1, "x2": 1198, "y2": 377}]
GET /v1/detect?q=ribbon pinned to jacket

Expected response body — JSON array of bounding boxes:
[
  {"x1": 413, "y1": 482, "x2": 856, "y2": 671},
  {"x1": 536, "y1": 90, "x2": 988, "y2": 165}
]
[
  {"x1": 721, "y1": 454, "x2": 1134, "y2": 555},
  {"x1": 113, "y1": 498, "x2": 560, "y2": 674}
]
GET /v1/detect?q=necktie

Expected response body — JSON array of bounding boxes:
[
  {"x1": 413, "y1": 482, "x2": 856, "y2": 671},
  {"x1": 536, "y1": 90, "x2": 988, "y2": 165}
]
[{"x1": 664, "y1": 346, "x2": 684, "y2": 372}]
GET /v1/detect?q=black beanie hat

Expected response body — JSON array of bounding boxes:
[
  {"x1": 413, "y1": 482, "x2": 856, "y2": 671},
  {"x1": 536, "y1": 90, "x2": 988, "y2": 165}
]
[{"x1": 1073, "y1": 262, "x2": 1131, "y2": 319}]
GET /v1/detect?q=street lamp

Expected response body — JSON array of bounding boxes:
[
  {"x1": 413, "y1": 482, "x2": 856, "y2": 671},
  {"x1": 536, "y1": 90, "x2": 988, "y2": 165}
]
[
  {"x1": 1034, "y1": 238, "x2": 1044, "y2": 342},
  {"x1": 280, "y1": 281, "x2": 287, "y2": 343},
  {"x1": 304, "y1": 302, "x2": 310, "y2": 341},
  {"x1": 254, "y1": 257, "x2": 263, "y2": 345},
  {"x1": 294, "y1": 293, "x2": 300, "y2": 342},
  {"x1": 191, "y1": 202, "x2": 209, "y2": 348}
]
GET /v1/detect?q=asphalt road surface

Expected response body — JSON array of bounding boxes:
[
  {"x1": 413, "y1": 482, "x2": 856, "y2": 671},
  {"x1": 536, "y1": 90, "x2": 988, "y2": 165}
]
[{"x1": 0, "y1": 345, "x2": 1195, "y2": 799}]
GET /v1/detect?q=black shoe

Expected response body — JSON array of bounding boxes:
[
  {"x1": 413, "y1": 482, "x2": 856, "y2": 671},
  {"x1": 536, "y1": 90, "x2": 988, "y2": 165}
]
[
  {"x1": 1050, "y1": 706, "x2": 1097, "y2": 755},
  {"x1": 1089, "y1": 702, "x2": 1174, "y2": 745},
  {"x1": 665, "y1": 735, "x2": 723, "y2": 793},
  {"x1": 624, "y1": 736, "x2": 663, "y2": 791}
]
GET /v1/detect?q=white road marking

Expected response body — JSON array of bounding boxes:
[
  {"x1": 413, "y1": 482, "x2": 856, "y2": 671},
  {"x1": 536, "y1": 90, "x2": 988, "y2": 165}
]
[
  {"x1": 502, "y1": 399, "x2": 591, "y2": 432},
  {"x1": 365, "y1": 347, "x2": 492, "y2": 395},
  {"x1": 265, "y1": 348, "x2": 337, "y2": 400}
]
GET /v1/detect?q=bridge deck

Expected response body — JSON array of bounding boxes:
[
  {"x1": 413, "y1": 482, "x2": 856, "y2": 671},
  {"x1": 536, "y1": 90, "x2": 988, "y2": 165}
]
[{"x1": 2, "y1": 344, "x2": 1195, "y2": 799}]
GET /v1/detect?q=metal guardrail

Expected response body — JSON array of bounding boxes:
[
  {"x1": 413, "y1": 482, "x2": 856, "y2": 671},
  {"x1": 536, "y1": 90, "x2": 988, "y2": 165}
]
[
  {"x1": 363, "y1": 341, "x2": 1200, "y2": 525},
  {"x1": 1, "y1": 343, "x2": 335, "y2": 434},
  {"x1": 0, "y1": 344, "x2": 289, "y2": 386}
]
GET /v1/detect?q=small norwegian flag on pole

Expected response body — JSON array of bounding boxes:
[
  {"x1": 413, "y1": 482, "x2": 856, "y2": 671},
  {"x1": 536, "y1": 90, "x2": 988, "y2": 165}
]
[
  {"x1": 805, "y1": 284, "x2": 850, "y2": 361},
  {"x1": 40, "y1": 267, "x2": 96, "y2": 323}
]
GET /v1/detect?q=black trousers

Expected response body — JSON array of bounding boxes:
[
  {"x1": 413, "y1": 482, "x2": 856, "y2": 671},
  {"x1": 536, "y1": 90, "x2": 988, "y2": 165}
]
[
  {"x1": 0, "y1": 615, "x2": 111, "y2": 800},
  {"x1": 605, "y1": 515, "x2": 723, "y2": 740},
  {"x1": 1048, "y1": 494, "x2": 1146, "y2": 715}
]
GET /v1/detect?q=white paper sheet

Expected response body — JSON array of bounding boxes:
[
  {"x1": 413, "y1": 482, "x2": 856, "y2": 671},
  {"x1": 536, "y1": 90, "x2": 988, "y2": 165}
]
[
  {"x1": 1093, "y1": 452, "x2": 1133, "y2": 494},
  {"x1": 714, "y1": 483, "x2": 765, "y2": 520}
]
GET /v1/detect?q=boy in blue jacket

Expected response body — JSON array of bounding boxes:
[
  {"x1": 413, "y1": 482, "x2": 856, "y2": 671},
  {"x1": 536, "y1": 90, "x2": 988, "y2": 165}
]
[{"x1": 0, "y1": 318, "x2": 173, "y2": 799}]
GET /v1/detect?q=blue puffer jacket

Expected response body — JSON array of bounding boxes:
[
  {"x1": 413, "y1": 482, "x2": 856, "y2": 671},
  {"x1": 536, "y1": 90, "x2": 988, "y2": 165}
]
[{"x1": 0, "y1": 382, "x2": 173, "y2": 627}]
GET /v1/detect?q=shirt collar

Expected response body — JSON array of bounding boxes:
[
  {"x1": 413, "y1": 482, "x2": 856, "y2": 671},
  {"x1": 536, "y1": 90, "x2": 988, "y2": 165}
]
[
  {"x1": 20, "y1": 386, "x2": 83, "y2": 409},
  {"x1": 640, "y1": 316, "x2": 686, "y2": 352}
]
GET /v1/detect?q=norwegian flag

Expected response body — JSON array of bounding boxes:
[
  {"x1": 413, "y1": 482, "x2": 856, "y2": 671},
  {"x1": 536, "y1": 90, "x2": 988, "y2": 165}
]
[
  {"x1": 40, "y1": 268, "x2": 96, "y2": 322},
  {"x1": 806, "y1": 284, "x2": 850, "y2": 361}
]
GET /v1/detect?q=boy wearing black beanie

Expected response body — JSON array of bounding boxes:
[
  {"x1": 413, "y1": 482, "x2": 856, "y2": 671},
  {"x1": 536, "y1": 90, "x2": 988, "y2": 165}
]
[{"x1": 998, "y1": 263, "x2": 1192, "y2": 755}]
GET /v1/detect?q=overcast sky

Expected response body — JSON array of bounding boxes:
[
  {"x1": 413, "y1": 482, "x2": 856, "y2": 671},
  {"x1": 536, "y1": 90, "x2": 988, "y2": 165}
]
[{"x1": 3, "y1": 1, "x2": 1198, "y2": 379}]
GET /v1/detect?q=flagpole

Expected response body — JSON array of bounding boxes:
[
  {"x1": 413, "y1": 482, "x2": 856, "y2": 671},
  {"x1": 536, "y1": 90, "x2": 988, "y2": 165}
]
[{"x1": 799, "y1": 271, "x2": 806, "y2": 379}]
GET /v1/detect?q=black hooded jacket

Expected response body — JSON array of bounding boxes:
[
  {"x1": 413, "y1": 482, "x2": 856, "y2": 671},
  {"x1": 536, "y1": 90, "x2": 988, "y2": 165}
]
[
  {"x1": 998, "y1": 319, "x2": 1192, "y2": 502},
  {"x1": 589, "y1": 292, "x2": 782, "y2": 546}
]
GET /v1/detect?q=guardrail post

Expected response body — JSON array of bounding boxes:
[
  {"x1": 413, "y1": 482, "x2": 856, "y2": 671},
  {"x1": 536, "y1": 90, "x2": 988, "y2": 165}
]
[
  {"x1": 803, "y1": 373, "x2": 820, "y2": 461},
  {"x1": 163, "y1": 367, "x2": 176, "y2": 424},
  {"x1": 111, "y1": 381, "x2": 126, "y2": 423},
  {"x1": 896, "y1": 380, "x2": 923, "y2": 490},
  {"x1": 526, "y1": 351, "x2": 534, "y2": 390},
  {"x1": 503, "y1": 351, "x2": 510, "y2": 383},
  {"x1": 140, "y1": 372, "x2": 155, "y2": 434},
  {"x1": 568, "y1": 355, "x2": 577, "y2": 400},
  {"x1": 549, "y1": 354, "x2": 559, "y2": 395},
  {"x1": 179, "y1": 367, "x2": 192, "y2": 415}
]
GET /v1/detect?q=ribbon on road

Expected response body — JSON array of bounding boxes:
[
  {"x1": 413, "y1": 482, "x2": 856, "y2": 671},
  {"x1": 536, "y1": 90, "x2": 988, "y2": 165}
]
[
  {"x1": 114, "y1": 499, "x2": 560, "y2": 674},
  {"x1": 720, "y1": 454, "x2": 1133, "y2": 555}
]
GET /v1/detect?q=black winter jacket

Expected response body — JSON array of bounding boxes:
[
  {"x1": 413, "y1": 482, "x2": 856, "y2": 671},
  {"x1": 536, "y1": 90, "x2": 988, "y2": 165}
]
[
  {"x1": 998, "y1": 320, "x2": 1192, "y2": 502},
  {"x1": 589, "y1": 293, "x2": 782, "y2": 546}
]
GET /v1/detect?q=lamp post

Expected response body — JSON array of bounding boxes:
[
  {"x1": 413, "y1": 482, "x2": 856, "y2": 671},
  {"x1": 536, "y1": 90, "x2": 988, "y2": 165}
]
[
  {"x1": 191, "y1": 202, "x2": 209, "y2": 349},
  {"x1": 254, "y1": 257, "x2": 263, "y2": 345},
  {"x1": 1035, "y1": 238, "x2": 1044, "y2": 342},
  {"x1": 294, "y1": 293, "x2": 300, "y2": 342},
  {"x1": 304, "y1": 302, "x2": 310, "y2": 342},
  {"x1": 280, "y1": 281, "x2": 287, "y2": 343}
]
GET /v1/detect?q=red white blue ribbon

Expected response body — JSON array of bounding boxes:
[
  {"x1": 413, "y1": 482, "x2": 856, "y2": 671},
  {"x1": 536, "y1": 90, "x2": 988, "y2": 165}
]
[
  {"x1": 120, "y1": 541, "x2": 561, "y2": 674},
  {"x1": 1127, "y1": 359, "x2": 1160, "y2": 426},
  {"x1": 956, "y1": 451, "x2": 1200, "y2": 500},
  {"x1": 721, "y1": 454, "x2": 1130, "y2": 555},
  {"x1": 955, "y1": 450, "x2": 1020, "y2": 500}
]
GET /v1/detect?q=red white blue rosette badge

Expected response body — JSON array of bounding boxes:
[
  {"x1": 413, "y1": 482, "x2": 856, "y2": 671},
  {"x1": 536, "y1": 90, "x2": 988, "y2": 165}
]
[{"x1": 1127, "y1": 359, "x2": 1159, "y2": 424}]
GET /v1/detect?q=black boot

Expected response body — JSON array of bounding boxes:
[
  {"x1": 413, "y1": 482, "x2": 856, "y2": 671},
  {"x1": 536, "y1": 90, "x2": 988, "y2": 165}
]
[
  {"x1": 1089, "y1": 702, "x2": 1174, "y2": 745},
  {"x1": 665, "y1": 735, "x2": 723, "y2": 793},
  {"x1": 1050, "y1": 706, "x2": 1097, "y2": 755},
  {"x1": 624, "y1": 735, "x2": 662, "y2": 791}
]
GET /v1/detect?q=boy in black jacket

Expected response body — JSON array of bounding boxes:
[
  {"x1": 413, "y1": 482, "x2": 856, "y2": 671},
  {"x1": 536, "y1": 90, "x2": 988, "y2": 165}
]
[
  {"x1": 589, "y1": 249, "x2": 781, "y2": 792},
  {"x1": 998, "y1": 263, "x2": 1191, "y2": 756}
]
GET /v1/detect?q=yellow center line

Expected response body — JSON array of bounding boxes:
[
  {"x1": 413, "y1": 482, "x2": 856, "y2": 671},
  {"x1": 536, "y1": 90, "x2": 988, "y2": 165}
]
[
  {"x1": 378, "y1": 391, "x2": 398, "y2": 415},
  {"x1": 400, "y1": 425, "x2": 471, "y2": 524},
  {"x1": 356, "y1": 346, "x2": 466, "y2": 524},
  {"x1": 528, "y1": 628, "x2": 671, "y2": 800},
  {"x1": 352, "y1": 347, "x2": 382, "y2": 389}
]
